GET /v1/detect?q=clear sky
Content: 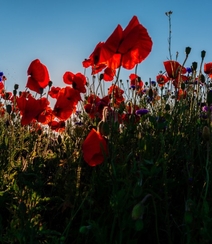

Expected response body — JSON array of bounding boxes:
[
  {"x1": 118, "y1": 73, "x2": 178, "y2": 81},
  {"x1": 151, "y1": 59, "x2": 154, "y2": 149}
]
[{"x1": 1, "y1": 0, "x2": 212, "y2": 93}]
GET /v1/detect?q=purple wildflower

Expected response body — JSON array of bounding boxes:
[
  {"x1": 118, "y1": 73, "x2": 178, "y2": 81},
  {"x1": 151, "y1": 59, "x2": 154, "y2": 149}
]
[{"x1": 135, "y1": 109, "x2": 149, "y2": 116}]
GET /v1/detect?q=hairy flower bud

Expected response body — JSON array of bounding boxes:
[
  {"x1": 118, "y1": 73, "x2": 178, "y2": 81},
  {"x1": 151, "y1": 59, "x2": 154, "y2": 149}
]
[{"x1": 132, "y1": 202, "x2": 144, "y2": 220}]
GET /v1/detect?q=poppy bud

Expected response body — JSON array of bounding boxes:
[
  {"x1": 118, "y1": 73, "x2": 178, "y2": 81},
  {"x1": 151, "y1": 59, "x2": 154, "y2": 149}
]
[
  {"x1": 202, "y1": 126, "x2": 210, "y2": 141},
  {"x1": 201, "y1": 50, "x2": 206, "y2": 59},
  {"x1": 6, "y1": 104, "x2": 12, "y2": 114},
  {"x1": 13, "y1": 90, "x2": 17, "y2": 96},
  {"x1": 200, "y1": 74, "x2": 205, "y2": 83},
  {"x1": 48, "y1": 81, "x2": 53, "y2": 87},
  {"x1": 100, "y1": 73, "x2": 104, "y2": 81},
  {"x1": 39, "y1": 88, "x2": 44, "y2": 94},
  {"x1": 132, "y1": 202, "x2": 144, "y2": 220},
  {"x1": 14, "y1": 84, "x2": 19, "y2": 90},
  {"x1": 207, "y1": 90, "x2": 212, "y2": 105},
  {"x1": 192, "y1": 62, "x2": 198, "y2": 71},
  {"x1": 185, "y1": 47, "x2": 191, "y2": 55},
  {"x1": 79, "y1": 225, "x2": 91, "y2": 234},
  {"x1": 149, "y1": 88, "x2": 153, "y2": 98}
]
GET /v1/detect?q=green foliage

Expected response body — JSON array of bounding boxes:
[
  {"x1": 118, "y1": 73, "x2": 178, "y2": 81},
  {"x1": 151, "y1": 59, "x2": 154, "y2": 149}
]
[{"x1": 0, "y1": 94, "x2": 211, "y2": 244}]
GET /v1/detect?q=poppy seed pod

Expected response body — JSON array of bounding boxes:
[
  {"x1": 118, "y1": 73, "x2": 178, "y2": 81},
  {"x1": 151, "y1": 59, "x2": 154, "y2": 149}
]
[
  {"x1": 48, "y1": 81, "x2": 53, "y2": 87},
  {"x1": 192, "y1": 62, "x2": 198, "y2": 71},
  {"x1": 201, "y1": 50, "x2": 206, "y2": 59},
  {"x1": 202, "y1": 126, "x2": 210, "y2": 141},
  {"x1": 6, "y1": 104, "x2": 12, "y2": 114},
  {"x1": 149, "y1": 88, "x2": 153, "y2": 98},
  {"x1": 200, "y1": 74, "x2": 205, "y2": 83},
  {"x1": 13, "y1": 90, "x2": 17, "y2": 96},
  {"x1": 14, "y1": 84, "x2": 19, "y2": 90},
  {"x1": 185, "y1": 47, "x2": 191, "y2": 55}
]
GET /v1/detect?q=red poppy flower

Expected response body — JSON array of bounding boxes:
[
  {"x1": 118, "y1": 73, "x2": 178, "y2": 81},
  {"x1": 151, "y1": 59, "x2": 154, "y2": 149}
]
[
  {"x1": 16, "y1": 95, "x2": 49, "y2": 126},
  {"x1": 48, "y1": 120, "x2": 65, "y2": 132},
  {"x1": 204, "y1": 63, "x2": 212, "y2": 78},
  {"x1": 63, "y1": 72, "x2": 87, "y2": 93},
  {"x1": 26, "y1": 59, "x2": 50, "y2": 93},
  {"x1": 156, "y1": 74, "x2": 170, "y2": 87},
  {"x1": 99, "y1": 16, "x2": 153, "y2": 70},
  {"x1": 83, "y1": 16, "x2": 152, "y2": 71},
  {"x1": 0, "y1": 82, "x2": 4, "y2": 94},
  {"x1": 129, "y1": 74, "x2": 143, "y2": 89},
  {"x1": 102, "y1": 67, "x2": 116, "y2": 81},
  {"x1": 48, "y1": 86, "x2": 61, "y2": 99},
  {"x1": 91, "y1": 64, "x2": 107, "y2": 75},
  {"x1": 1, "y1": 92, "x2": 12, "y2": 100},
  {"x1": 84, "y1": 95, "x2": 101, "y2": 119},
  {"x1": 177, "y1": 89, "x2": 187, "y2": 100},
  {"x1": 82, "y1": 128, "x2": 108, "y2": 166},
  {"x1": 37, "y1": 106, "x2": 54, "y2": 124},
  {"x1": 108, "y1": 84, "x2": 125, "y2": 106},
  {"x1": 163, "y1": 61, "x2": 187, "y2": 79},
  {"x1": 82, "y1": 42, "x2": 105, "y2": 70},
  {"x1": 53, "y1": 86, "x2": 81, "y2": 120},
  {"x1": 87, "y1": 94, "x2": 100, "y2": 104}
]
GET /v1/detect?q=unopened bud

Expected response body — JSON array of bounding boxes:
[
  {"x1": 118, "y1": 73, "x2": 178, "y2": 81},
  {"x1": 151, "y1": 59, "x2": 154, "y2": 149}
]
[
  {"x1": 100, "y1": 73, "x2": 104, "y2": 81},
  {"x1": 48, "y1": 81, "x2": 53, "y2": 87},
  {"x1": 201, "y1": 50, "x2": 206, "y2": 59},
  {"x1": 132, "y1": 203, "x2": 144, "y2": 220},
  {"x1": 200, "y1": 74, "x2": 205, "y2": 83},
  {"x1": 185, "y1": 47, "x2": 191, "y2": 55},
  {"x1": 149, "y1": 88, "x2": 153, "y2": 98},
  {"x1": 6, "y1": 104, "x2": 12, "y2": 114},
  {"x1": 79, "y1": 225, "x2": 91, "y2": 234},
  {"x1": 14, "y1": 84, "x2": 19, "y2": 90},
  {"x1": 13, "y1": 90, "x2": 17, "y2": 96},
  {"x1": 192, "y1": 62, "x2": 198, "y2": 71}
]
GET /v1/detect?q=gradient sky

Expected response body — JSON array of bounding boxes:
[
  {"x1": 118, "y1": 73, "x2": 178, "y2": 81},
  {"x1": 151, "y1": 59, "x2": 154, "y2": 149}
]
[{"x1": 1, "y1": 0, "x2": 212, "y2": 93}]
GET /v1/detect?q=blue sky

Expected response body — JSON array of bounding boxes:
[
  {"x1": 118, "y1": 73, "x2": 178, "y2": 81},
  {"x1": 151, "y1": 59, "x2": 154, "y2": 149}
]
[{"x1": 1, "y1": 0, "x2": 211, "y2": 93}]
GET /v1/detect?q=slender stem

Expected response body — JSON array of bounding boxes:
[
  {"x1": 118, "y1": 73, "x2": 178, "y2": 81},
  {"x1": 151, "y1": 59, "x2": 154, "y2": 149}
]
[{"x1": 166, "y1": 11, "x2": 173, "y2": 61}]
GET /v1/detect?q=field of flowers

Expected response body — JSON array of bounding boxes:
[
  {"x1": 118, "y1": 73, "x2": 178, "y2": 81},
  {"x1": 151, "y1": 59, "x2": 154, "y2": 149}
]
[{"x1": 1, "y1": 14, "x2": 212, "y2": 244}]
